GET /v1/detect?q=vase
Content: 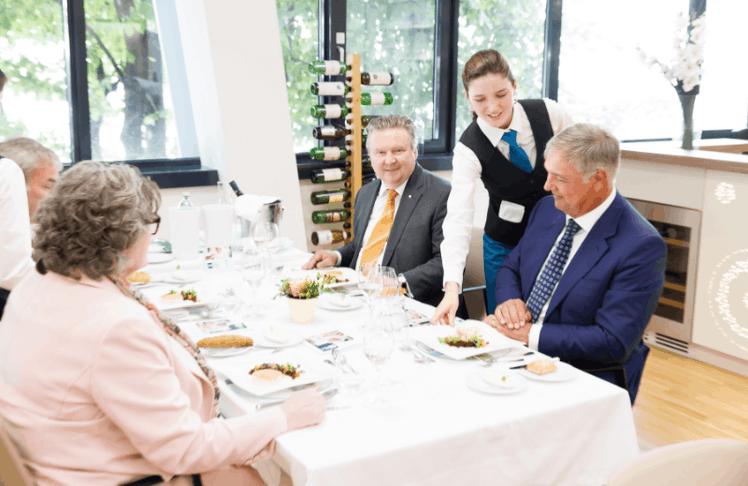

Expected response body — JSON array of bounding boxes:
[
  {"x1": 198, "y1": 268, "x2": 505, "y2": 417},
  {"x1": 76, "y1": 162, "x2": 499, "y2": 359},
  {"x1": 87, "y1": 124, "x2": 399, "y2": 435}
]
[
  {"x1": 287, "y1": 296, "x2": 318, "y2": 324},
  {"x1": 678, "y1": 93, "x2": 697, "y2": 150}
]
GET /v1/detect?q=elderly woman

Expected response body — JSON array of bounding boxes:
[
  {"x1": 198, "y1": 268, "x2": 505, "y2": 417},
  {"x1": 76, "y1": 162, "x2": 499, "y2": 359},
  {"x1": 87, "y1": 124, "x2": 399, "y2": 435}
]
[{"x1": 0, "y1": 161, "x2": 325, "y2": 486}]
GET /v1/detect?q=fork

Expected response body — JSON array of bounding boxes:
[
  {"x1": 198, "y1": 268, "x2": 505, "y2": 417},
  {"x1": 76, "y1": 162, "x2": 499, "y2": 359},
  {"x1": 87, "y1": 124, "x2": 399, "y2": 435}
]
[{"x1": 401, "y1": 344, "x2": 434, "y2": 364}]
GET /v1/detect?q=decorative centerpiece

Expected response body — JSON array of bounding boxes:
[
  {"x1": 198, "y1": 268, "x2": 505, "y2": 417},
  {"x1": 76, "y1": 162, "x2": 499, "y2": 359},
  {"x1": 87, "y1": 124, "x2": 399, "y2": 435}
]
[
  {"x1": 638, "y1": 12, "x2": 706, "y2": 150},
  {"x1": 276, "y1": 276, "x2": 326, "y2": 324}
]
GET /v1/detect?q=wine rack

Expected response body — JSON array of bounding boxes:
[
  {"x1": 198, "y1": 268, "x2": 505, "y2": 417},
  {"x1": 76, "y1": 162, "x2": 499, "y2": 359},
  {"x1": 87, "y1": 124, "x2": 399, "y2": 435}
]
[{"x1": 308, "y1": 54, "x2": 394, "y2": 247}]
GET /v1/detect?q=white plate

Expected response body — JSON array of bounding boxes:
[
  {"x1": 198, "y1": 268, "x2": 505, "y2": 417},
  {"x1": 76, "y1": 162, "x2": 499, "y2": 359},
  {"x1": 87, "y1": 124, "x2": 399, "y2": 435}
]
[
  {"x1": 254, "y1": 330, "x2": 303, "y2": 349},
  {"x1": 148, "y1": 253, "x2": 174, "y2": 264},
  {"x1": 225, "y1": 377, "x2": 334, "y2": 400},
  {"x1": 517, "y1": 361, "x2": 577, "y2": 382},
  {"x1": 213, "y1": 351, "x2": 334, "y2": 397},
  {"x1": 158, "y1": 298, "x2": 220, "y2": 311},
  {"x1": 319, "y1": 267, "x2": 357, "y2": 289},
  {"x1": 466, "y1": 371, "x2": 528, "y2": 395},
  {"x1": 412, "y1": 320, "x2": 523, "y2": 360},
  {"x1": 317, "y1": 294, "x2": 364, "y2": 311},
  {"x1": 201, "y1": 346, "x2": 254, "y2": 358},
  {"x1": 414, "y1": 341, "x2": 511, "y2": 362}
]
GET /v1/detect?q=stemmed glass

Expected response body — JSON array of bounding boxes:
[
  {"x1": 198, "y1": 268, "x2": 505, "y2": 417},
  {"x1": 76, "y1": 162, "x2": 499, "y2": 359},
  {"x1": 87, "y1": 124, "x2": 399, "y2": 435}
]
[
  {"x1": 251, "y1": 222, "x2": 279, "y2": 254},
  {"x1": 363, "y1": 320, "x2": 395, "y2": 410},
  {"x1": 358, "y1": 263, "x2": 384, "y2": 321},
  {"x1": 378, "y1": 266, "x2": 400, "y2": 301},
  {"x1": 241, "y1": 247, "x2": 266, "y2": 317}
]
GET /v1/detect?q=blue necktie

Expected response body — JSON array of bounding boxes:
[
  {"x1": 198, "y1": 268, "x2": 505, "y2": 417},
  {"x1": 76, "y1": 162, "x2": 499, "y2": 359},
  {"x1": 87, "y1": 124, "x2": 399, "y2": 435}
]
[
  {"x1": 526, "y1": 219, "x2": 582, "y2": 323},
  {"x1": 501, "y1": 130, "x2": 533, "y2": 173}
]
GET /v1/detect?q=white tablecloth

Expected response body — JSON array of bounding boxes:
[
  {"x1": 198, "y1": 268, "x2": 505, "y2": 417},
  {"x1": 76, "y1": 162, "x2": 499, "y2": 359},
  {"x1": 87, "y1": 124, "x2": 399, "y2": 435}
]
[{"x1": 145, "y1": 251, "x2": 639, "y2": 486}]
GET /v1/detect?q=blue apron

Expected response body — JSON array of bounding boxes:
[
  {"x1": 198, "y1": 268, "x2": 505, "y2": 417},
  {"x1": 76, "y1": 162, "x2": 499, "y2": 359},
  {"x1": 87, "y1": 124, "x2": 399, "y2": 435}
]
[{"x1": 483, "y1": 233, "x2": 514, "y2": 315}]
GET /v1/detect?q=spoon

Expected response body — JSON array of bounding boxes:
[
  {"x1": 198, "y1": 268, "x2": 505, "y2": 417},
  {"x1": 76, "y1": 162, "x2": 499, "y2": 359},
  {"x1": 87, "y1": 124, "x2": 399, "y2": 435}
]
[{"x1": 331, "y1": 348, "x2": 357, "y2": 374}]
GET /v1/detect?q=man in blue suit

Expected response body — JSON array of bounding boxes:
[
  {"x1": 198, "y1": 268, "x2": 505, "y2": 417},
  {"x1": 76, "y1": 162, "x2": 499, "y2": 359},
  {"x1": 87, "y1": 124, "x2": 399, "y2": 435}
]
[{"x1": 487, "y1": 123, "x2": 666, "y2": 404}]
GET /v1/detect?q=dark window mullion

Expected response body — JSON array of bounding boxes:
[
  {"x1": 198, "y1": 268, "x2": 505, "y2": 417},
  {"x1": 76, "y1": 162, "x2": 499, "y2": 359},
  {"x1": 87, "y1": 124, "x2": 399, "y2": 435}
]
[
  {"x1": 542, "y1": 0, "x2": 563, "y2": 101},
  {"x1": 64, "y1": 0, "x2": 91, "y2": 162},
  {"x1": 434, "y1": 0, "x2": 459, "y2": 153}
]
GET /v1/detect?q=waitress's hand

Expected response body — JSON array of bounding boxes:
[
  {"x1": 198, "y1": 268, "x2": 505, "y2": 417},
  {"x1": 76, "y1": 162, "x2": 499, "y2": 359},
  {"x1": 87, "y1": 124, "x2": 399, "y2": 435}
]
[
  {"x1": 280, "y1": 387, "x2": 326, "y2": 432},
  {"x1": 431, "y1": 282, "x2": 460, "y2": 326}
]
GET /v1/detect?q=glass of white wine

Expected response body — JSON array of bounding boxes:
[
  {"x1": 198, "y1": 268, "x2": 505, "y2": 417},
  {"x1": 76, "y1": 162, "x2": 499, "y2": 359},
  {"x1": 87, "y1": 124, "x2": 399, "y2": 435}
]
[
  {"x1": 241, "y1": 247, "x2": 266, "y2": 317},
  {"x1": 363, "y1": 321, "x2": 395, "y2": 410},
  {"x1": 251, "y1": 222, "x2": 279, "y2": 254}
]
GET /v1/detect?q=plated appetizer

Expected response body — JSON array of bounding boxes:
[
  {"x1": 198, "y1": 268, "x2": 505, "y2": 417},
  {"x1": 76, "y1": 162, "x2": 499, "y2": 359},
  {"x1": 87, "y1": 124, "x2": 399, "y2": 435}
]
[
  {"x1": 160, "y1": 289, "x2": 199, "y2": 302},
  {"x1": 249, "y1": 363, "x2": 302, "y2": 381},
  {"x1": 438, "y1": 326, "x2": 487, "y2": 348},
  {"x1": 319, "y1": 270, "x2": 349, "y2": 285}
]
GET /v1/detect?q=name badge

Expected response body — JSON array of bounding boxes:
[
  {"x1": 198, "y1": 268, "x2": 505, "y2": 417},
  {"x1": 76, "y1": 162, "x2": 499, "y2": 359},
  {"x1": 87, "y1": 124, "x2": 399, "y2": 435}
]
[{"x1": 498, "y1": 200, "x2": 525, "y2": 223}]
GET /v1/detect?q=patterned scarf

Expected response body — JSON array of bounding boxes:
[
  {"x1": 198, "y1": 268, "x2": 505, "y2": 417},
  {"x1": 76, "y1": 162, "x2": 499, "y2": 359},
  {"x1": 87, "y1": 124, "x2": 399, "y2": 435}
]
[{"x1": 108, "y1": 276, "x2": 220, "y2": 418}]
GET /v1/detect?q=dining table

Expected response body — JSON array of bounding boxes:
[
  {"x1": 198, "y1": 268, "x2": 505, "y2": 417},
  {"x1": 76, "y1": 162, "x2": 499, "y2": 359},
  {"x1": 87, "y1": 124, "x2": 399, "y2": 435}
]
[{"x1": 141, "y1": 245, "x2": 640, "y2": 486}]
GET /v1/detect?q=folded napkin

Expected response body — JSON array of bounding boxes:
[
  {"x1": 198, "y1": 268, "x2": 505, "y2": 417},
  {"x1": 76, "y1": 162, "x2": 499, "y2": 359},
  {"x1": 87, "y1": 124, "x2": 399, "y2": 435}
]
[{"x1": 234, "y1": 195, "x2": 281, "y2": 223}]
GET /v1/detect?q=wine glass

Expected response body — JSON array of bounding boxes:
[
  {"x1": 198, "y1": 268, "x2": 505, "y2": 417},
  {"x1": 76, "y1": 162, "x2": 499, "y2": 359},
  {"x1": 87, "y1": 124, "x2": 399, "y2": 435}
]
[
  {"x1": 251, "y1": 222, "x2": 279, "y2": 254},
  {"x1": 378, "y1": 266, "x2": 400, "y2": 301},
  {"x1": 358, "y1": 263, "x2": 384, "y2": 326},
  {"x1": 363, "y1": 321, "x2": 395, "y2": 410},
  {"x1": 241, "y1": 247, "x2": 266, "y2": 317}
]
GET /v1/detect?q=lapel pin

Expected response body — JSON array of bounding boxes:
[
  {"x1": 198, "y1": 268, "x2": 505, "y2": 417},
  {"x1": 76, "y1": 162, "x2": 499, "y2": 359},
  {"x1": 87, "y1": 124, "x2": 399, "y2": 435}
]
[{"x1": 408, "y1": 195, "x2": 412, "y2": 199}]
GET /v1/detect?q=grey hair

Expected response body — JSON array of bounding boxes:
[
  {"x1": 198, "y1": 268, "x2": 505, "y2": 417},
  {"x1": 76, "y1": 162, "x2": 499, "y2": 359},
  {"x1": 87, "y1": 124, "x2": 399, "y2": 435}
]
[
  {"x1": 365, "y1": 115, "x2": 417, "y2": 153},
  {"x1": 0, "y1": 137, "x2": 62, "y2": 184},
  {"x1": 33, "y1": 161, "x2": 161, "y2": 280},
  {"x1": 545, "y1": 123, "x2": 620, "y2": 183}
]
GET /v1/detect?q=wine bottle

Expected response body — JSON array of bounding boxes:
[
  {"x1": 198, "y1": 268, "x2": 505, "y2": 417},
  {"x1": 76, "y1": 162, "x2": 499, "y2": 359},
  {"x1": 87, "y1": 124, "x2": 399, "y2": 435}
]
[
  {"x1": 347, "y1": 72, "x2": 394, "y2": 86},
  {"x1": 308, "y1": 60, "x2": 349, "y2": 75},
  {"x1": 310, "y1": 147, "x2": 349, "y2": 161},
  {"x1": 311, "y1": 189, "x2": 350, "y2": 205},
  {"x1": 345, "y1": 133, "x2": 367, "y2": 146},
  {"x1": 310, "y1": 82, "x2": 350, "y2": 96},
  {"x1": 345, "y1": 114, "x2": 373, "y2": 127},
  {"x1": 344, "y1": 174, "x2": 377, "y2": 189},
  {"x1": 343, "y1": 222, "x2": 351, "y2": 230},
  {"x1": 311, "y1": 104, "x2": 350, "y2": 119},
  {"x1": 311, "y1": 229, "x2": 350, "y2": 246},
  {"x1": 229, "y1": 180, "x2": 244, "y2": 197},
  {"x1": 356, "y1": 92, "x2": 394, "y2": 106},
  {"x1": 311, "y1": 168, "x2": 350, "y2": 184},
  {"x1": 312, "y1": 126, "x2": 350, "y2": 141},
  {"x1": 345, "y1": 156, "x2": 372, "y2": 170},
  {"x1": 312, "y1": 209, "x2": 350, "y2": 224}
]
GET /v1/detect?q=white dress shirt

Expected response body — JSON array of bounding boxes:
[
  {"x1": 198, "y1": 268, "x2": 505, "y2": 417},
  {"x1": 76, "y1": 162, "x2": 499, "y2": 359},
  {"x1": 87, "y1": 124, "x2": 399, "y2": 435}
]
[
  {"x1": 441, "y1": 99, "x2": 574, "y2": 289},
  {"x1": 527, "y1": 188, "x2": 618, "y2": 350},
  {"x1": 334, "y1": 177, "x2": 410, "y2": 269},
  {"x1": 0, "y1": 158, "x2": 34, "y2": 291}
]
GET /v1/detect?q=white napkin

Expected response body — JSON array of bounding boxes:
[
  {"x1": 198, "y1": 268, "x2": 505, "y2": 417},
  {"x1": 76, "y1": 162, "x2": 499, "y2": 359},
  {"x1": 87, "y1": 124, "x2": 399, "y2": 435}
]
[{"x1": 234, "y1": 194, "x2": 281, "y2": 223}]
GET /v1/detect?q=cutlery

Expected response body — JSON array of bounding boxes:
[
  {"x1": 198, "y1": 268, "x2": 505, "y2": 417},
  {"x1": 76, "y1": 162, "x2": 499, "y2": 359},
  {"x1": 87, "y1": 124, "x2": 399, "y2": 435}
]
[
  {"x1": 326, "y1": 405, "x2": 352, "y2": 411},
  {"x1": 331, "y1": 348, "x2": 358, "y2": 374},
  {"x1": 401, "y1": 344, "x2": 434, "y2": 364},
  {"x1": 510, "y1": 356, "x2": 560, "y2": 370},
  {"x1": 255, "y1": 387, "x2": 339, "y2": 410}
]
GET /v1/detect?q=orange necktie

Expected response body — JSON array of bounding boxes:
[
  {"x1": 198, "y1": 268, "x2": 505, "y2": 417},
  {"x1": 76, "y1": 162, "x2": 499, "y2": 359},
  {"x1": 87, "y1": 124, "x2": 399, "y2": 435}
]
[{"x1": 359, "y1": 189, "x2": 398, "y2": 268}]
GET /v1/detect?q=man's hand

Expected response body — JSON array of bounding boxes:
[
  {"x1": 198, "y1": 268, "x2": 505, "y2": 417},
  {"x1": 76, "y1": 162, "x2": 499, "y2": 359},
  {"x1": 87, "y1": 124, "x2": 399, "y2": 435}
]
[
  {"x1": 485, "y1": 313, "x2": 531, "y2": 345},
  {"x1": 430, "y1": 282, "x2": 460, "y2": 326},
  {"x1": 302, "y1": 251, "x2": 337, "y2": 270},
  {"x1": 494, "y1": 298, "x2": 532, "y2": 329}
]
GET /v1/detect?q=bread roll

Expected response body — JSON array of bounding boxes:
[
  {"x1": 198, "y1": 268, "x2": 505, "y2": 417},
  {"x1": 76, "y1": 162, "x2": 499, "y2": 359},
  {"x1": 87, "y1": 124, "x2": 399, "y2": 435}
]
[{"x1": 197, "y1": 335, "x2": 254, "y2": 348}]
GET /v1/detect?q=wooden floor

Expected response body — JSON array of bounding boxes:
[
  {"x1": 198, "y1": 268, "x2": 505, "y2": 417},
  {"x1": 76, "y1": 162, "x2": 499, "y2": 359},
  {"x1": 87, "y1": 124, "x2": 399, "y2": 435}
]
[{"x1": 633, "y1": 346, "x2": 748, "y2": 452}]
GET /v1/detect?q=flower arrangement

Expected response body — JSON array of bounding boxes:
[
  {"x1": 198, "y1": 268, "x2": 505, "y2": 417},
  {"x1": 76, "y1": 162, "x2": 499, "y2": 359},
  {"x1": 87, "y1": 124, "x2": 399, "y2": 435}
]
[
  {"x1": 275, "y1": 274, "x2": 327, "y2": 300},
  {"x1": 637, "y1": 11, "x2": 706, "y2": 150}
]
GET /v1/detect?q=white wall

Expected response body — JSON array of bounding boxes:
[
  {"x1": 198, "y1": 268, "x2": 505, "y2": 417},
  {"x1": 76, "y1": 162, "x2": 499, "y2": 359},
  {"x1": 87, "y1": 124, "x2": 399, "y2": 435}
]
[{"x1": 169, "y1": 0, "x2": 307, "y2": 249}]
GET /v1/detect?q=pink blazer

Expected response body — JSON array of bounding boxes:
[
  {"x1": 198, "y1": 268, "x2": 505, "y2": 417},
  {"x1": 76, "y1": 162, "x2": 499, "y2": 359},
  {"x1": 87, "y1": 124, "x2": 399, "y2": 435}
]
[{"x1": 0, "y1": 271, "x2": 287, "y2": 486}]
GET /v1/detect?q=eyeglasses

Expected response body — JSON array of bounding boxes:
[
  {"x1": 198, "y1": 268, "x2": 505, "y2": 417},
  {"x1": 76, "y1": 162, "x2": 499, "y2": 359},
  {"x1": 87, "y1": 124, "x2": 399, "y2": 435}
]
[{"x1": 148, "y1": 216, "x2": 161, "y2": 235}]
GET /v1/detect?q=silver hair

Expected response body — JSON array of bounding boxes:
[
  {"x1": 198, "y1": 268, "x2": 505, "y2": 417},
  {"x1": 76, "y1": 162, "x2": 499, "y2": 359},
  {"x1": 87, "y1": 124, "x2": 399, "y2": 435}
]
[
  {"x1": 365, "y1": 115, "x2": 418, "y2": 153},
  {"x1": 33, "y1": 161, "x2": 161, "y2": 280},
  {"x1": 545, "y1": 123, "x2": 620, "y2": 183},
  {"x1": 0, "y1": 137, "x2": 62, "y2": 184}
]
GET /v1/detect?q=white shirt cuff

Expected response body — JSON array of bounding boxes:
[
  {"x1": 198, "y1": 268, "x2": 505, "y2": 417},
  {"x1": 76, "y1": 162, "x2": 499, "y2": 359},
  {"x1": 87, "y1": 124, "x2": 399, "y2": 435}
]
[
  {"x1": 528, "y1": 324, "x2": 542, "y2": 351},
  {"x1": 333, "y1": 251, "x2": 342, "y2": 267}
]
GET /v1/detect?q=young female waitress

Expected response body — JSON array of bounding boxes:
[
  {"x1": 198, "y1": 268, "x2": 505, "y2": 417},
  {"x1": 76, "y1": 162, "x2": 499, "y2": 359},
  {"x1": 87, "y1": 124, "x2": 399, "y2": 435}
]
[{"x1": 432, "y1": 49, "x2": 573, "y2": 325}]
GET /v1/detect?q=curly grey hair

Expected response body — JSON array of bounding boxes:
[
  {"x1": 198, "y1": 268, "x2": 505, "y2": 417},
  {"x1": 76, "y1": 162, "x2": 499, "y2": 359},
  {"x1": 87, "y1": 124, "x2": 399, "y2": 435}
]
[
  {"x1": 545, "y1": 123, "x2": 620, "y2": 183},
  {"x1": 365, "y1": 115, "x2": 417, "y2": 153},
  {"x1": 33, "y1": 161, "x2": 161, "y2": 280},
  {"x1": 0, "y1": 137, "x2": 62, "y2": 184}
]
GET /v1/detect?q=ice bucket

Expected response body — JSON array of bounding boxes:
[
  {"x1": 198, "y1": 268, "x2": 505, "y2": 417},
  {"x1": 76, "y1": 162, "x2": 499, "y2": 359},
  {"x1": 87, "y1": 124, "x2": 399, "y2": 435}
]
[{"x1": 237, "y1": 200, "x2": 284, "y2": 239}]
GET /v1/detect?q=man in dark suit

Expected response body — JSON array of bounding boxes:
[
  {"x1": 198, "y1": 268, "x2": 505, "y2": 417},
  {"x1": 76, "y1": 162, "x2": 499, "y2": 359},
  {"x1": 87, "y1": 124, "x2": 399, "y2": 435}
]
[
  {"x1": 487, "y1": 123, "x2": 666, "y2": 404},
  {"x1": 303, "y1": 115, "x2": 450, "y2": 307}
]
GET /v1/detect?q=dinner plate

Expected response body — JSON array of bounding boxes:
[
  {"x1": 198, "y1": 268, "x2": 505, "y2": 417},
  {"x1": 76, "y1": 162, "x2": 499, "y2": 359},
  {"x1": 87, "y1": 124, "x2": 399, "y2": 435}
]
[
  {"x1": 466, "y1": 371, "x2": 528, "y2": 395},
  {"x1": 415, "y1": 341, "x2": 511, "y2": 362},
  {"x1": 213, "y1": 351, "x2": 334, "y2": 397},
  {"x1": 148, "y1": 253, "x2": 174, "y2": 264},
  {"x1": 254, "y1": 330, "x2": 303, "y2": 349},
  {"x1": 200, "y1": 346, "x2": 254, "y2": 358},
  {"x1": 412, "y1": 320, "x2": 523, "y2": 360},
  {"x1": 517, "y1": 361, "x2": 577, "y2": 382},
  {"x1": 225, "y1": 377, "x2": 335, "y2": 400},
  {"x1": 319, "y1": 267, "x2": 357, "y2": 289},
  {"x1": 317, "y1": 294, "x2": 364, "y2": 311}
]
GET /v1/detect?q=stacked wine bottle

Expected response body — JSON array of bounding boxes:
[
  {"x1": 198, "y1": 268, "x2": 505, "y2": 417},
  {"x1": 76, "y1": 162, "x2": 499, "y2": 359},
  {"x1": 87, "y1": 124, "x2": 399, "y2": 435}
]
[{"x1": 308, "y1": 56, "x2": 395, "y2": 248}]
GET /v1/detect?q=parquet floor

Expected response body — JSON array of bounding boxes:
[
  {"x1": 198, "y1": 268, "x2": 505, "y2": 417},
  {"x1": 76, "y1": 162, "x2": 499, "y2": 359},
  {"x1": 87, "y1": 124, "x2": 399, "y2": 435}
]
[{"x1": 633, "y1": 347, "x2": 748, "y2": 451}]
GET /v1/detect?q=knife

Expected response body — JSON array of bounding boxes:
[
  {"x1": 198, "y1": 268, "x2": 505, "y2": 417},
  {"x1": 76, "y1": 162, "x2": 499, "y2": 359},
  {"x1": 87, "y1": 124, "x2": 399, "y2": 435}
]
[{"x1": 510, "y1": 357, "x2": 560, "y2": 370}]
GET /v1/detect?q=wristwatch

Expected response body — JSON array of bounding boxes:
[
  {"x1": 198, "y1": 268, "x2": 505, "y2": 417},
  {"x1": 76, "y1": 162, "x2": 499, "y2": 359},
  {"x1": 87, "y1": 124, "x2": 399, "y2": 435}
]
[{"x1": 397, "y1": 273, "x2": 414, "y2": 298}]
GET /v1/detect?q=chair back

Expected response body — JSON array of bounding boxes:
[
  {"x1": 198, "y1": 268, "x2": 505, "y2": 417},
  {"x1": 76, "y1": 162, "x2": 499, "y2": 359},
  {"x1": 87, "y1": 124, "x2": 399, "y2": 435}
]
[
  {"x1": 0, "y1": 418, "x2": 35, "y2": 486},
  {"x1": 608, "y1": 438, "x2": 748, "y2": 486}
]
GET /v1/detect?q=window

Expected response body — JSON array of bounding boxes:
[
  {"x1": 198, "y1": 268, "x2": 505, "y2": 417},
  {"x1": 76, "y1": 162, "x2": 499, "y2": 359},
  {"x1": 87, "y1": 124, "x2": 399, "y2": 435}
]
[{"x1": 1, "y1": 0, "x2": 199, "y2": 167}]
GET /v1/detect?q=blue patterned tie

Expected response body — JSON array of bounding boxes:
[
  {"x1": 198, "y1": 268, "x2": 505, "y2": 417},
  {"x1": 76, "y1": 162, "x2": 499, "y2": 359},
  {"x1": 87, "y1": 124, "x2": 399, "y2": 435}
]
[
  {"x1": 526, "y1": 219, "x2": 582, "y2": 323},
  {"x1": 501, "y1": 130, "x2": 533, "y2": 173}
]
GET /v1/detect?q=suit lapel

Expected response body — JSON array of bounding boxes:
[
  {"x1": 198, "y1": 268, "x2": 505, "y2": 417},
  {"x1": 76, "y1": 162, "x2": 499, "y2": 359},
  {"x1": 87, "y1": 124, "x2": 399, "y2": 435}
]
[
  {"x1": 522, "y1": 209, "x2": 566, "y2": 299},
  {"x1": 351, "y1": 180, "x2": 381, "y2": 265},
  {"x1": 544, "y1": 194, "x2": 624, "y2": 317},
  {"x1": 382, "y1": 164, "x2": 424, "y2": 266}
]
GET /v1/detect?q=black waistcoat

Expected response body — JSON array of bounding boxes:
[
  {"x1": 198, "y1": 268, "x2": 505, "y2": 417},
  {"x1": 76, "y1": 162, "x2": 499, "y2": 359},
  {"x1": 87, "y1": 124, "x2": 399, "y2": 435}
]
[{"x1": 459, "y1": 99, "x2": 554, "y2": 247}]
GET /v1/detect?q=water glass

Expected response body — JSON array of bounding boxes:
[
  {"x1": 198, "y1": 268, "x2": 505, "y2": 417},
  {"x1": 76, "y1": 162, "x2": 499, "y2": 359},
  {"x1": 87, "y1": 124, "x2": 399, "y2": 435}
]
[
  {"x1": 251, "y1": 222, "x2": 279, "y2": 254},
  {"x1": 363, "y1": 321, "x2": 395, "y2": 410},
  {"x1": 241, "y1": 248, "x2": 266, "y2": 317},
  {"x1": 358, "y1": 263, "x2": 384, "y2": 325}
]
